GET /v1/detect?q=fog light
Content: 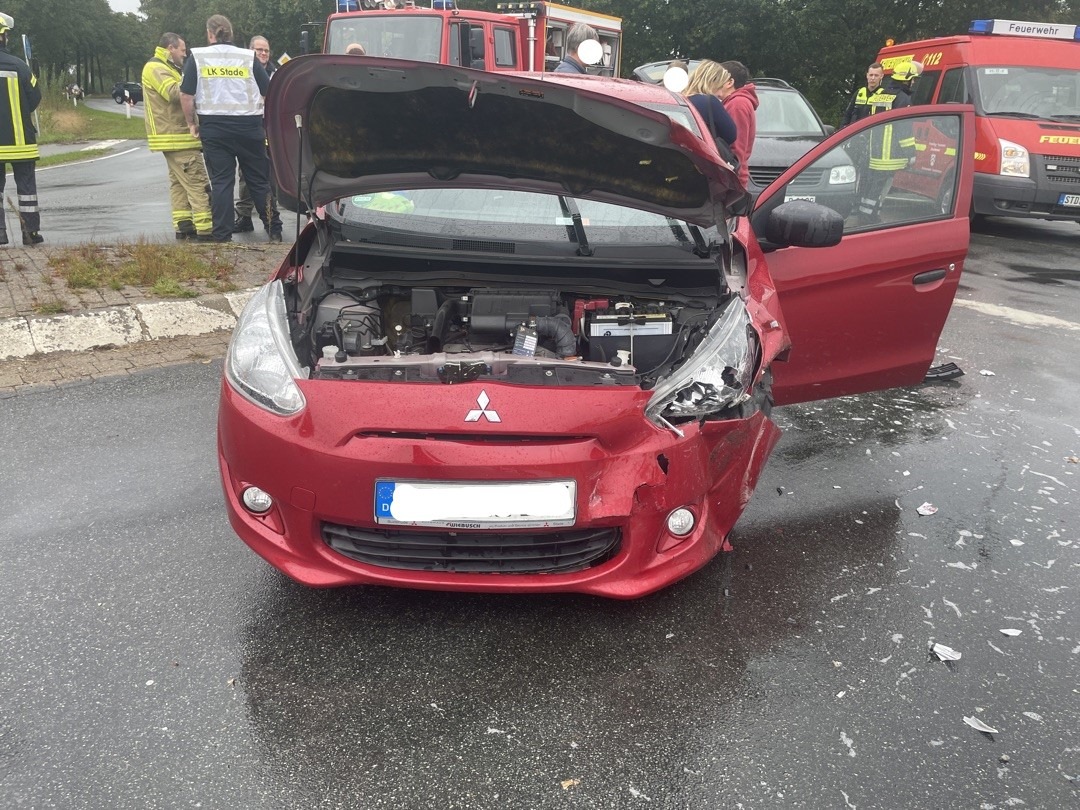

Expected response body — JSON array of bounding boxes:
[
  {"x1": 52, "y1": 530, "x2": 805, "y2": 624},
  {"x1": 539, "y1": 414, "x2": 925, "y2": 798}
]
[
  {"x1": 666, "y1": 507, "x2": 695, "y2": 536},
  {"x1": 242, "y1": 486, "x2": 274, "y2": 513}
]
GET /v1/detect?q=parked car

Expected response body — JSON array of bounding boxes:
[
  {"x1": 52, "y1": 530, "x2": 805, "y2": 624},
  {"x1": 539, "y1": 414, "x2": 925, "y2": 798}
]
[
  {"x1": 632, "y1": 61, "x2": 856, "y2": 213},
  {"x1": 111, "y1": 81, "x2": 142, "y2": 105},
  {"x1": 217, "y1": 55, "x2": 974, "y2": 598}
]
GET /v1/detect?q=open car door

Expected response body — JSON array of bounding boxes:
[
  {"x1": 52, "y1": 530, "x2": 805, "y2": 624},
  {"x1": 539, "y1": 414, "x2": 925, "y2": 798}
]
[{"x1": 751, "y1": 105, "x2": 976, "y2": 406}]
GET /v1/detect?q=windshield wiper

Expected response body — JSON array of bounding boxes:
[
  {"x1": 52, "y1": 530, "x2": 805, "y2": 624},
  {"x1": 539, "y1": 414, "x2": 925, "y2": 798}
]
[
  {"x1": 985, "y1": 110, "x2": 1042, "y2": 119},
  {"x1": 1049, "y1": 114, "x2": 1080, "y2": 122},
  {"x1": 557, "y1": 195, "x2": 592, "y2": 257},
  {"x1": 665, "y1": 218, "x2": 712, "y2": 258}
]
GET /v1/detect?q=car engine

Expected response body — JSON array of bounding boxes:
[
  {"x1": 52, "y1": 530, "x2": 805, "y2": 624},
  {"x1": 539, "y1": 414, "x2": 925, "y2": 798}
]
[{"x1": 306, "y1": 286, "x2": 705, "y2": 386}]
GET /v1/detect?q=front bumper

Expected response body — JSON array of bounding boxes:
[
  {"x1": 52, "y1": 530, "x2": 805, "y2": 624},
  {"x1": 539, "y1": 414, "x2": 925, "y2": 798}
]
[
  {"x1": 217, "y1": 379, "x2": 781, "y2": 599},
  {"x1": 972, "y1": 159, "x2": 1080, "y2": 222}
]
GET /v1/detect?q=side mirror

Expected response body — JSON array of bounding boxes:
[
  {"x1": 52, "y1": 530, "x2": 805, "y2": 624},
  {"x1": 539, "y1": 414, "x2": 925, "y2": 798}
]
[
  {"x1": 764, "y1": 200, "x2": 844, "y2": 248},
  {"x1": 469, "y1": 26, "x2": 486, "y2": 69},
  {"x1": 299, "y1": 31, "x2": 310, "y2": 55}
]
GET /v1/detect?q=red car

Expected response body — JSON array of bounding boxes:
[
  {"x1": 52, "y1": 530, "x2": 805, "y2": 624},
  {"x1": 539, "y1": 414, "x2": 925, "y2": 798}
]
[{"x1": 217, "y1": 55, "x2": 975, "y2": 598}]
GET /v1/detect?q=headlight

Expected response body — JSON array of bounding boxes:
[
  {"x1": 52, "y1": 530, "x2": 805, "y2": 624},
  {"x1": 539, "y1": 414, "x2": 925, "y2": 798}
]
[
  {"x1": 829, "y1": 165, "x2": 857, "y2": 185},
  {"x1": 998, "y1": 139, "x2": 1029, "y2": 178},
  {"x1": 645, "y1": 299, "x2": 756, "y2": 430},
  {"x1": 225, "y1": 280, "x2": 307, "y2": 415}
]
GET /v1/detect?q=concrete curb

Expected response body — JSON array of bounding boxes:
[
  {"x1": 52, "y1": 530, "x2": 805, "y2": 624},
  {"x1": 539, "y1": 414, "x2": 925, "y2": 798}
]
[{"x1": 0, "y1": 289, "x2": 258, "y2": 361}]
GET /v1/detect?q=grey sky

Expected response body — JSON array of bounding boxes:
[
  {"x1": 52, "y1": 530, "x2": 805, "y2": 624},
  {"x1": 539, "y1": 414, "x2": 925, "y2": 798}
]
[{"x1": 108, "y1": 0, "x2": 143, "y2": 14}]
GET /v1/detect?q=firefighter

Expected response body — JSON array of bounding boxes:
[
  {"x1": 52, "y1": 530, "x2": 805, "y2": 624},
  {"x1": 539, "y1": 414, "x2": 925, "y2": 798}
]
[
  {"x1": 142, "y1": 33, "x2": 213, "y2": 240},
  {"x1": 856, "y1": 60, "x2": 921, "y2": 223},
  {"x1": 841, "y1": 62, "x2": 886, "y2": 127},
  {"x1": 0, "y1": 12, "x2": 43, "y2": 246}
]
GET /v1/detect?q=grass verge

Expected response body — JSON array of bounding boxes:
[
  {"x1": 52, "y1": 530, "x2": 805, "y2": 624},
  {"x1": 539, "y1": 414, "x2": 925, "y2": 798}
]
[
  {"x1": 36, "y1": 93, "x2": 146, "y2": 144},
  {"x1": 38, "y1": 149, "x2": 109, "y2": 168},
  {"x1": 48, "y1": 241, "x2": 239, "y2": 297}
]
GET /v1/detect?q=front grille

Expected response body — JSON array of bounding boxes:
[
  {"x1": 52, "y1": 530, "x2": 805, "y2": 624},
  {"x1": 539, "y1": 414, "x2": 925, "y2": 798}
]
[
  {"x1": 748, "y1": 167, "x2": 784, "y2": 187},
  {"x1": 748, "y1": 167, "x2": 825, "y2": 189},
  {"x1": 1043, "y1": 155, "x2": 1080, "y2": 184},
  {"x1": 323, "y1": 523, "x2": 621, "y2": 574}
]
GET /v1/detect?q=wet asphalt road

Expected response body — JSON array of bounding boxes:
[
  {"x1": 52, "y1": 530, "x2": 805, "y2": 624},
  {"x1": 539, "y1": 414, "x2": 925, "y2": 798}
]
[
  {"x1": 1, "y1": 221, "x2": 1078, "y2": 808},
  {"x1": 35, "y1": 121, "x2": 302, "y2": 246}
]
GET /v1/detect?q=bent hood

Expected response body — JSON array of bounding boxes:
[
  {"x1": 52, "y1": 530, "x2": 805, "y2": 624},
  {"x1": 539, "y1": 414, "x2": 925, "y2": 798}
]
[{"x1": 264, "y1": 55, "x2": 743, "y2": 225}]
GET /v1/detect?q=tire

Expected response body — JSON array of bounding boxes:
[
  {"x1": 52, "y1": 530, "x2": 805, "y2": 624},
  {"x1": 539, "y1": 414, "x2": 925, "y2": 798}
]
[
  {"x1": 113, "y1": 94, "x2": 123, "y2": 104},
  {"x1": 936, "y1": 172, "x2": 955, "y2": 215}
]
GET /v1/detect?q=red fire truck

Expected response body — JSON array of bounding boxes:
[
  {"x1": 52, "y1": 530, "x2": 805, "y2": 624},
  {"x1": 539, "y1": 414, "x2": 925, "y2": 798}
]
[
  {"x1": 879, "y1": 18, "x2": 1080, "y2": 223},
  {"x1": 323, "y1": 0, "x2": 622, "y2": 75}
]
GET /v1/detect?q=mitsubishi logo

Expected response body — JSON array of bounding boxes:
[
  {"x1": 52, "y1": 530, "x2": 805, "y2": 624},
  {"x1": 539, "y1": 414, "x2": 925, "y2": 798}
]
[{"x1": 465, "y1": 390, "x2": 501, "y2": 423}]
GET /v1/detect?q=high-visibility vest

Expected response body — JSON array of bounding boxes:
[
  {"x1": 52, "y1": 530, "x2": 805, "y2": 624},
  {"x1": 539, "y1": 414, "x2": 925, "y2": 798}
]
[{"x1": 191, "y1": 44, "x2": 262, "y2": 117}]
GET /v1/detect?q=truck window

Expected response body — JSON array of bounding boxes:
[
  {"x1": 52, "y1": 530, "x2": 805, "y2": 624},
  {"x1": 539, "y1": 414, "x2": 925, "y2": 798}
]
[
  {"x1": 910, "y1": 69, "x2": 941, "y2": 106},
  {"x1": 494, "y1": 26, "x2": 516, "y2": 67},
  {"x1": 938, "y1": 68, "x2": 968, "y2": 104},
  {"x1": 327, "y1": 16, "x2": 442, "y2": 61}
]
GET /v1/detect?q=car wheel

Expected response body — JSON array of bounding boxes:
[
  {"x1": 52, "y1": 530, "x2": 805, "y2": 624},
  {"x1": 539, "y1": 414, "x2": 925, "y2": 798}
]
[
  {"x1": 936, "y1": 172, "x2": 955, "y2": 215},
  {"x1": 113, "y1": 94, "x2": 123, "y2": 104}
]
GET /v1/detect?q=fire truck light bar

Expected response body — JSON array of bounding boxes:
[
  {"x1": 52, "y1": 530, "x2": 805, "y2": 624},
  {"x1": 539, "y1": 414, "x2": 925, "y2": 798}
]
[
  {"x1": 497, "y1": 2, "x2": 542, "y2": 12},
  {"x1": 969, "y1": 19, "x2": 1080, "y2": 41}
]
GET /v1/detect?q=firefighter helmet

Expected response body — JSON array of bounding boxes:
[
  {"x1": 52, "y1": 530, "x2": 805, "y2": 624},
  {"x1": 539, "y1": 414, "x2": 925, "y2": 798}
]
[
  {"x1": 892, "y1": 60, "x2": 923, "y2": 82},
  {"x1": 0, "y1": 13, "x2": 14, "y2": 34}
]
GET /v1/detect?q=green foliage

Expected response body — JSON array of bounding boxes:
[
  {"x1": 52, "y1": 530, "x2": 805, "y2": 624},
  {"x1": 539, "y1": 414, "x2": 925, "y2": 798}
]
[{"x1": 6, "y1": 0, "x2": 1079, "y2": 127}]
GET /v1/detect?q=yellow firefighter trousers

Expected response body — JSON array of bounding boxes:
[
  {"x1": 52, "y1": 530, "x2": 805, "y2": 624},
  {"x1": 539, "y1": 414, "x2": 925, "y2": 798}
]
[{"x1": 163, "y1": 150, "x2": 212, "y2": 235}]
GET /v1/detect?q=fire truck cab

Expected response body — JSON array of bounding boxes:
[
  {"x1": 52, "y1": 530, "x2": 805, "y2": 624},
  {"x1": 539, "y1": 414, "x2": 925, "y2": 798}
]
[
  {"x1": 325, "y1": 0, "x2": 622, "y2": 76},
  {"x1": 879, "y1": 19, "x2": 1080, "y2": 224}
]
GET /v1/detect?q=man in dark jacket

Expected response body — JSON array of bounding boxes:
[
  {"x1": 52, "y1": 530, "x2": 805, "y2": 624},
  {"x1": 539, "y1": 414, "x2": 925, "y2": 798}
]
[
  {"x1": 0, "y1": 12, "x2": 43, "y2": 246},
  {"x1": 233, "y1": 34, "x2": 279, "y2": 234},
  {"x1": 841, "y1": 63, "x2": 886, "y2": 127},
  {"x1": 857, "y1": 60, "x2": 922, "y2": 223},
  {"x1": 553, "y1": 24, "x2": 598, "y2": 74}
]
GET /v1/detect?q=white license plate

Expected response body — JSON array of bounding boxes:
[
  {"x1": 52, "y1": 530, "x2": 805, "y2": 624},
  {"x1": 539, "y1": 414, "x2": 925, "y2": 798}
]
[
  {"x1": 1059, "y1": 193, "x2": 1080, "y2": 207},
  {"x1": 374, "y1": 480, "x2": 577, "y2": 529},
  {"x1": 785, "y1": 194, "x2": 816, "y2": 203}
]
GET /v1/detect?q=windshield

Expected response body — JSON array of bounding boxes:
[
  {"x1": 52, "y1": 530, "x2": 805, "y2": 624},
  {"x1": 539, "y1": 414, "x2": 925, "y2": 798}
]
[
  {"x1": 973, "y1": 66, "x2": 1080, "y2": 119},
  {"x1": 330, "y1": 189, "x2": 720, "y2": 250},
  {"x1": 756, "y1": 89, "x2": 825, "y2": 137},
  {"x1": 327, "y1": 16, "x2": 442, "y2": 61}
]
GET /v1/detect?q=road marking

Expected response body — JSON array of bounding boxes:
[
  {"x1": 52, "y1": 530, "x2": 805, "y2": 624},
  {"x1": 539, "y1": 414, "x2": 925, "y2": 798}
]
[
  {"x1": 80, "y1": 139, "x2": 126, "y2": 151},
  {"x1": 36, "y1": 146, "x2": 142, "y2": 172},
  {"x1": 953, "y1": 299, "x2": 1080, "y2": 332}
]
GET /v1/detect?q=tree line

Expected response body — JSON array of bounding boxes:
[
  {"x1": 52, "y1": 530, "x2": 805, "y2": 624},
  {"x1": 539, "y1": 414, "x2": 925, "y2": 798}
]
[{"x1": 5, "y1": 0, "x2": 1077, "y2": 121}]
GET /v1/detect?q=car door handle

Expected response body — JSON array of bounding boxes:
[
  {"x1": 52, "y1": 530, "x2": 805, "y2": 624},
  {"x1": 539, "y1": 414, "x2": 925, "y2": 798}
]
[{"x1": 913, "y1": 269, "x2": 947, "y2": 285}]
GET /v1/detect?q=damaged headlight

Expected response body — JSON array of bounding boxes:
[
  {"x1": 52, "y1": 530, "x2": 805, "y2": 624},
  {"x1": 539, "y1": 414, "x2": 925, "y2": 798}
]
[
  {"x1": 225, "y1": 281, "x2": 306, "y2": 416},
  {"x1": 645, "y1": 298, "x2": 756, "y2": 430}
]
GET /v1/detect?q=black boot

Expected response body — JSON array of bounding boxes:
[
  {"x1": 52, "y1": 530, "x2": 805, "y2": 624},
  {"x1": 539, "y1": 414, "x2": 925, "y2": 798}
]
[
  {"x1": 232, "y1": 216, "x2": 254, "y2": 233},
  {"x1": 22, "y1": 232, "x2": 44, "y2": 246}
]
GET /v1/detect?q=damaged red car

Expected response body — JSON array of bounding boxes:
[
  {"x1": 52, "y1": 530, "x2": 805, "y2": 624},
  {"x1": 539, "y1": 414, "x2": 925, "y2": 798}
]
[{"x1": 217, "y1": 55, "x2": 975, "y2": 598}]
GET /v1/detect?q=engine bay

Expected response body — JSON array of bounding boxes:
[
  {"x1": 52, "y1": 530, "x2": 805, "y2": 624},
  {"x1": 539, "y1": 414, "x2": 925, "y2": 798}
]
[{"x1": 300, "y1": 284, "x2": 719, "y2": 387}]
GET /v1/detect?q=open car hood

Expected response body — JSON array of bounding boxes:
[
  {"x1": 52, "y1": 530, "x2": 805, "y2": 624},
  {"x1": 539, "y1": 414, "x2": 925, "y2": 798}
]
[{"x1": 265, "y1": 55, "x2": 743, "y2": 226}]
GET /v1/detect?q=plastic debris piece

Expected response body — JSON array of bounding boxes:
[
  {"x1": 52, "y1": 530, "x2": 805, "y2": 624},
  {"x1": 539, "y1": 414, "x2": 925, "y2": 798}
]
[
  {"x1": 1067, "y1": 456, "x2": 1079, "y2": 464},
  {"x1": 1022, "y1": 712, "x2": 1043, "y2": 722},
  {"x1": 1000, "y1": 628, "x2": 1022, "y2": 637},
  {"x1": 979, "y1": 369, "x2": 996, "y2": 376},
  {"x1": 561, "y1": 779, "x2": 580, "y2": 790},
  {"x1": 917, "y1": 502, "x2": 938, "y2": 516},
  {"x1": 931, "y1": 642, "x2": 962, "y2": 661},
  {"x1": 964, "y1": 716, "x2": 999, "y2": 734},
  {"x1": 1010, "y1": 539, "x2": 1025, "y2": 546},
  {"x1": 924, "y1": 362, "x2": 964, "y2": 381}
]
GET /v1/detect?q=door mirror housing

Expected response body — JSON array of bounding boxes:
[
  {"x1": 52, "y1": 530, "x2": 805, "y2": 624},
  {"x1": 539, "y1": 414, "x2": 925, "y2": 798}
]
[{"x1": 763, "y1": 200, "x2": 844, "y2": 248}]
